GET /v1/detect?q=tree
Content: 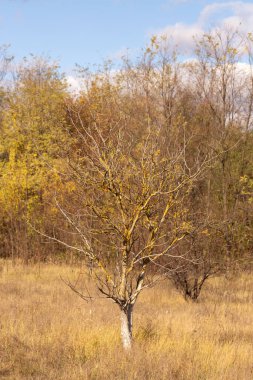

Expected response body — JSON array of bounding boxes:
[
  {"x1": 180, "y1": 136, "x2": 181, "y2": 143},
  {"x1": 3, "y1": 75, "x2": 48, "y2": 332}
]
[
  {"x1": 0, "y1": 57, "x2": 70, "y2": 261},
  {"x1": 165, "y1": 219, "x2": 225, "y2": 301},
  {"x1": 160, "y1": 29, "x2": 253, "y2": 299},
  {"x1": 192, "y1": 29, "x2": 253, "y2": 262},
  {"x1": 41, "y1": 47, "x2": 208, "y2": 349}
]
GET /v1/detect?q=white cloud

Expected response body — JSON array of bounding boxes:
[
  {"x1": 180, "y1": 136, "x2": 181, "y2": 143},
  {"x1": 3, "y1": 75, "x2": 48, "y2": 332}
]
[
  {"x1": 199, "y1": 1, "x2": 253, "y2": 30},
  {"x1": 155, "y1": 1, "x2": 253, "y2": 53},
  {"x1": 220, "y1": 15, "x2": 242, "y2": 29},
  {"x1": 155, "y1": 23, "x2": 203, "y2": 53},
  {"x1": 66, "y1": 75, "x2": 82, "y2": 94}
]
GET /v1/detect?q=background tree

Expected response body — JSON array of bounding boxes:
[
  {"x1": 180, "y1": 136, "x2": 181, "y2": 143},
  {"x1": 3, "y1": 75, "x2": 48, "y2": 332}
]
[
  {"x1": 162, "y1": 29, "x2": 253, "y2": 299},
  {"x1": 0, "y1": 57, "x2": 71, "y2": 261}
]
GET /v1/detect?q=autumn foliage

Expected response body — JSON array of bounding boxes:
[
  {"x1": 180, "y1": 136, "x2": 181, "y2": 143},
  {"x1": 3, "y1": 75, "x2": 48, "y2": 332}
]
[{"x1": 0, "y1": 30, "x2": 253, "y2": 347}]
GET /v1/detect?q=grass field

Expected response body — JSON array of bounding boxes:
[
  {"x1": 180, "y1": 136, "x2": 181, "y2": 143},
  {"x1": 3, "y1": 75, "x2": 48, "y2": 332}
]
[{"x1": 1, "y1": 260, "x2": 253, "y2": 380}]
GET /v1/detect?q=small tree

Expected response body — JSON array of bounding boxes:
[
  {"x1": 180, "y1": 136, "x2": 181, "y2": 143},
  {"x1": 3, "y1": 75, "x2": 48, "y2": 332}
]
[
  {"x1": 166, "y1": 223, "x2": 225, "y2": 301},
  {"x1": 42, "y1": 49, "x2": 208, "y2": 349}
]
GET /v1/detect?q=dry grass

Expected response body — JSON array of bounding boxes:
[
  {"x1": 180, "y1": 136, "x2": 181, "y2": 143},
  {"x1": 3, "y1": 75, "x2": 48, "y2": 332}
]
[{"x1": 1, "y1": 260, "x2": 253, "y2": 379}]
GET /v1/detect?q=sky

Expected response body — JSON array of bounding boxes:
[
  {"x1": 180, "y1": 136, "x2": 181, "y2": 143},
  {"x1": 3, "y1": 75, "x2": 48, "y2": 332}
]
[{"x1": 1, "y1": 0, "x2": 253, "y2": 76}]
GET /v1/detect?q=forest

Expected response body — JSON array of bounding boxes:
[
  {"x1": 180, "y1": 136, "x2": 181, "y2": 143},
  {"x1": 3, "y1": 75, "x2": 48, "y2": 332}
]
[{"x1": 1, "y1": 29, "x2": 253, "y2": 379}]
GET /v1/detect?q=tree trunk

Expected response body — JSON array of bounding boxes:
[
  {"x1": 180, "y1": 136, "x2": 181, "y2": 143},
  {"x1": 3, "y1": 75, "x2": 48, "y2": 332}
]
[{"x1": 120, "y1": 304, "x2": 133, "y2": 350}]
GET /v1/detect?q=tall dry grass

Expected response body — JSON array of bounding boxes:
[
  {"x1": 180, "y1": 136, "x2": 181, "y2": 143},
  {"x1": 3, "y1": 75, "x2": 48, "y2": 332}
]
[{"x1": 0, "y1": 260, "x2": 253, "y2": 379}]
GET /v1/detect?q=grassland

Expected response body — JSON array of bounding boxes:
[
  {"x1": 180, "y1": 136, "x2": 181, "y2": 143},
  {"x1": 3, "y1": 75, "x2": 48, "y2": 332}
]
[{"x1": 0, "y1": 260, "x2": 253, "y2": 379}]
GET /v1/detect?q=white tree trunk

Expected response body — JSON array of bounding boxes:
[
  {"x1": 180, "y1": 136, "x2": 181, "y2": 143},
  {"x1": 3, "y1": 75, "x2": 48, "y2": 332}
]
[{"x1": 121, "y1": 305, "x2": 133, "y2": 350}]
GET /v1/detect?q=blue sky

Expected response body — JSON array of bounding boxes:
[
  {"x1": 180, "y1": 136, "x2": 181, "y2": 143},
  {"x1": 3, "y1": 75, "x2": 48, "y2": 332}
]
[{"x1": 1, "y1": 0, "x2": 253, "y2": 74}]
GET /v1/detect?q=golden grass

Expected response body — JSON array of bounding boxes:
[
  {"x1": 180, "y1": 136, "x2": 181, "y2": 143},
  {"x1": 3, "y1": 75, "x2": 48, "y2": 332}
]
[{"x1": 1, "y1": 260, "x2": 253, "y2": 379}]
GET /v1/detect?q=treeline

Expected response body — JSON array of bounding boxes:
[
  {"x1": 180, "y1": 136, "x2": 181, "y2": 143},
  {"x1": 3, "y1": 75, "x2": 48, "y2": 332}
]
[{"x1": 0, "y1": 30, "x2": 253, "y2": 307}]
